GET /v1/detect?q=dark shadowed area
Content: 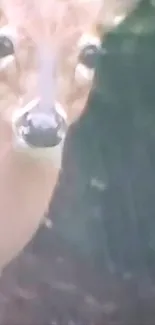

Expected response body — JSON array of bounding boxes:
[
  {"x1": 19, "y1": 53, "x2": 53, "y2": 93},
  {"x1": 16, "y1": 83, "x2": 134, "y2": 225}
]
[{"x1": 0, "y1": 1, "x2": 155, "y2": 324}]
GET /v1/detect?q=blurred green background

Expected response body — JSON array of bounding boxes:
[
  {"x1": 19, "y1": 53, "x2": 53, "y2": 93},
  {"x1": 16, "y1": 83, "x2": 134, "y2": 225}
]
[{"x1": 33, "y1": 0, "x2": 155, "y2": 280}]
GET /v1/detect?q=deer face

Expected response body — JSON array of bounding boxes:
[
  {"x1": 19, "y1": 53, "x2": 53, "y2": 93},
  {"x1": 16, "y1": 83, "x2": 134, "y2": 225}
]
[{"x1": 0, "y1": 0, "x2": 104, "y2": 271}]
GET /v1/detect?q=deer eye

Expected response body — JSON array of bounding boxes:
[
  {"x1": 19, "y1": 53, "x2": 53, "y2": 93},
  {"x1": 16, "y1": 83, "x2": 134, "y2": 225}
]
[
  {"x1": 78, "y1": 44, "x2": 99, "y2": 69},
  {"x1": 0, "y1": 36, "x2": 14, "y2": 58}
]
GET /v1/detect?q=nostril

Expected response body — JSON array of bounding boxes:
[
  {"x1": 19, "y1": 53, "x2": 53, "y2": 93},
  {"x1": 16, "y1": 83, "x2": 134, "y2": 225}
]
[
  {"x1": 78, "y1": 44, "x2": 100, "y2": 69},
  {"x1": 17, "y1": 109, "x2": 67, "y2": 148},
  {"x1": 0, "y1": 36, "x2": 14, "y2": 58}
]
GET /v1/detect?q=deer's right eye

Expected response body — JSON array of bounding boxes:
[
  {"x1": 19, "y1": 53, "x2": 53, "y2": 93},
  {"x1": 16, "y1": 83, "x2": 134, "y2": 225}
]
[{"x1": 0, "y1": 36, "x2": 14, "y2": 58}]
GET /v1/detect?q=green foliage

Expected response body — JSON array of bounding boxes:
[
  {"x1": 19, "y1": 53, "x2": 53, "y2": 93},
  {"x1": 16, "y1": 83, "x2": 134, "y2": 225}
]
[{"x1": 52, "y1": 0, "x2": 155, "y2": 274}]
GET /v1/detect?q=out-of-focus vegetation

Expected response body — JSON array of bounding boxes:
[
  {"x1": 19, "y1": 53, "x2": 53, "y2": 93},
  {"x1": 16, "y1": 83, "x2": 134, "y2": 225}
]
[{"x1": 49, "y1": 0, "x2": 155, "y2": 276}]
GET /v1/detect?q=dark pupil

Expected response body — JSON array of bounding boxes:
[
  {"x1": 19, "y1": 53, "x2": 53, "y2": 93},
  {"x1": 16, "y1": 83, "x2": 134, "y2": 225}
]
[
  {"x1": 0, "y1": 36, "x2": 14, "y2": 58},
  {"x1": 78, "y1": 44, "x2": 99, "y2": 69}
]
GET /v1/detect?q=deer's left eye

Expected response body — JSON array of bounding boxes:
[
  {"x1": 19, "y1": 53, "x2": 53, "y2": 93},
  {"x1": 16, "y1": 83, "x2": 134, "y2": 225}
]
[{"x1": 78, "y1": 44, "x2": 99, "y2": 69}]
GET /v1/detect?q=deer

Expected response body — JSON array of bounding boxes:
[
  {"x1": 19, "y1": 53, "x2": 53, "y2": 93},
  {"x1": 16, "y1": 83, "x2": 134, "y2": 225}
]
[{"x1": 0, "y1": 0, "x2": 104, "y2": 272}]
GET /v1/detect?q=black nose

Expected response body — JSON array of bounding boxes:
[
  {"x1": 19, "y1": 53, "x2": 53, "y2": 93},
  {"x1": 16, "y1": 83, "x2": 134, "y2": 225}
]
[
  {"x1": 0, "y1": 36, "x2": 14, "y2": 58},
  {"x1": 17, "y1": 107, "x2": 67, "y2": 148},
  {"x1": 78, "y1": 44, "x2": 100, "y2": 69}
]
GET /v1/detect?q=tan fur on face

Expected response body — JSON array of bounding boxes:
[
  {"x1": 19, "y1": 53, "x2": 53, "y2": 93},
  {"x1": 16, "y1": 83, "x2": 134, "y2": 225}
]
[
  {"x1": 0, "y1": 0, "x2": 103, "y2": 271},
  {"x1": 0, "y1": 0, "x2": 139, "y2": 271}
]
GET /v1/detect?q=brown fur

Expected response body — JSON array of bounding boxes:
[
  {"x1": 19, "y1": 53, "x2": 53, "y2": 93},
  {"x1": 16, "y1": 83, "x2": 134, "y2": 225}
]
[
  {"x1": 0, "y1": 0, "x2": 139, "y2": 271},
  {"x1": 0, "y1": 0, "x2": 103, "y2": 271}
]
